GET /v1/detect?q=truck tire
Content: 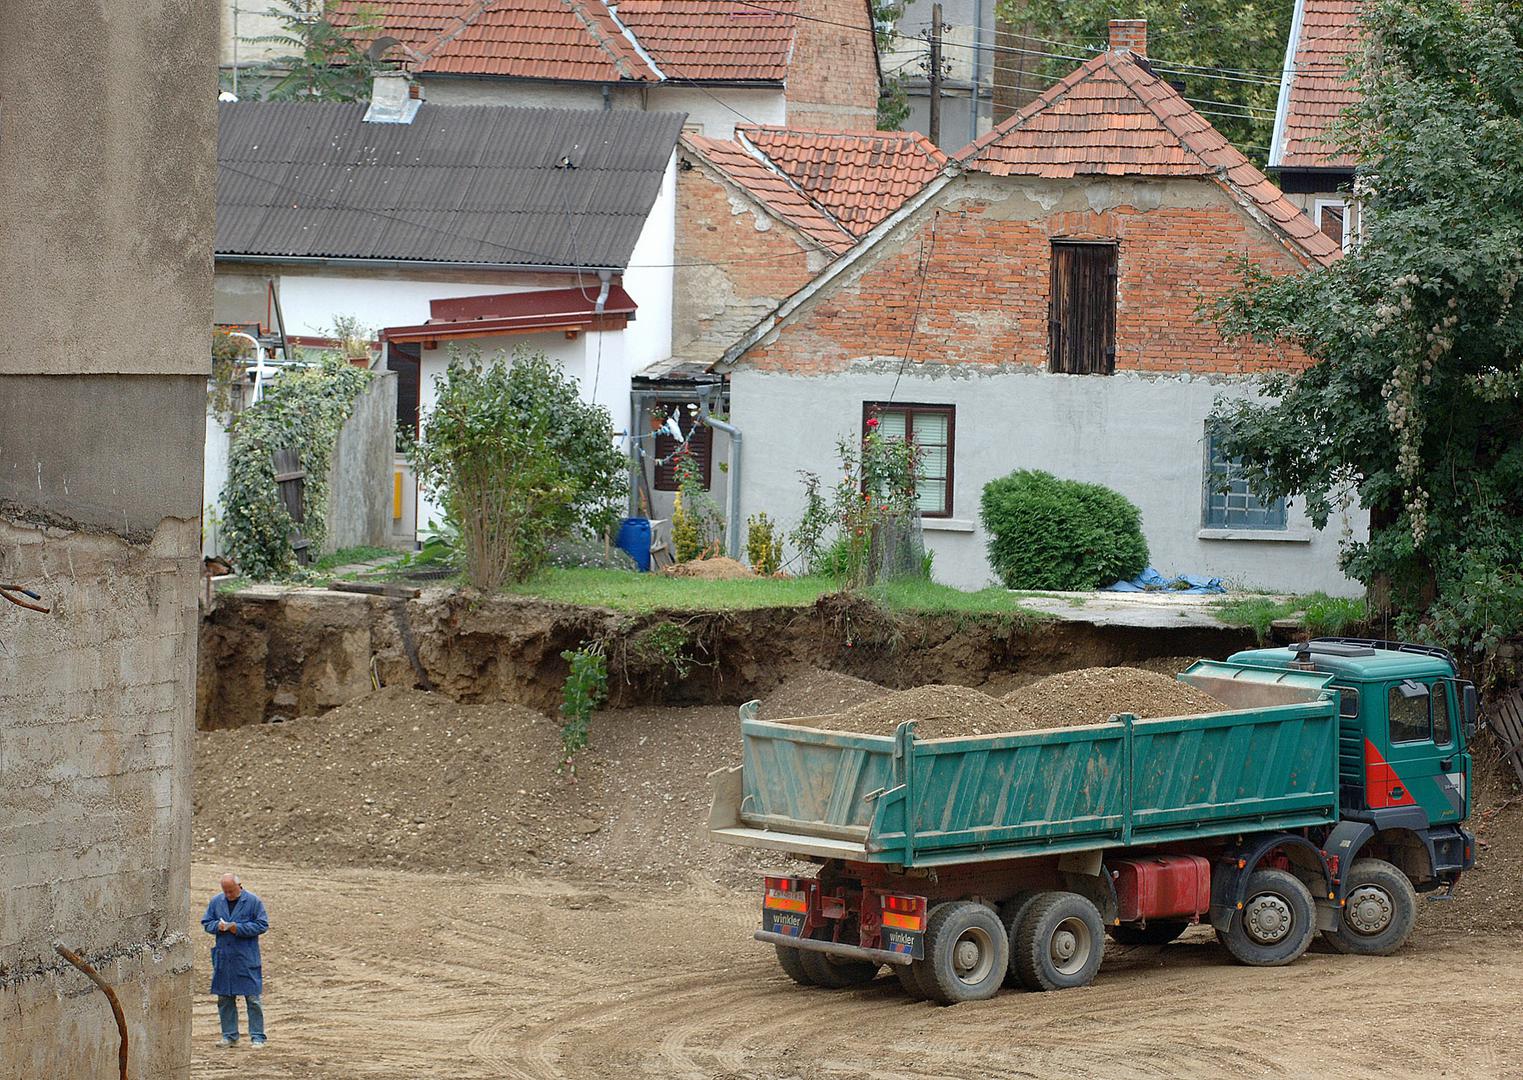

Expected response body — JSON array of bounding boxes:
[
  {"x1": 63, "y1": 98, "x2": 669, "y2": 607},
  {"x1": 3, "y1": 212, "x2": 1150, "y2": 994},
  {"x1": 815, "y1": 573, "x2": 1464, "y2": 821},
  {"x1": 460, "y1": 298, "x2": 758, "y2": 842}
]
[
  {"x1": 1000, "y1": 891, "x2": 1043, "y2": 987},
  {"x1": 798, "y1": 947, "x2": 879, "y2": 989},
  {"x1": 1108, "y1": 920, "x2": 1189, "y2": 946},
  {"x1": 893, "y1": 961, "x2": 929, "y2": 1000},
  {"x1": 774, "y1": 944, "x2": 814, "y2": 987},
  {"x1": 1012, "y1": 892, "x2": 1104, "y2": 992},
  {"x1": 921, "y1": 901, "x2": 1010, "y2": 1005},
  {"x1": 1322, "y1": 858, "x2": 1417, "y2": 957},
  {"x1": 1217, "y1": 868, "x2": 1316, "y2": 967}
]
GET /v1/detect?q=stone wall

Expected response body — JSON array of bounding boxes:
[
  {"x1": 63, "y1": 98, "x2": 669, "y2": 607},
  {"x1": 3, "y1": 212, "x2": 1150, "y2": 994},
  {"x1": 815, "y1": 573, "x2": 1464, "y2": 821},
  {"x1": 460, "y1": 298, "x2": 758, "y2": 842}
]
[{"x1": 0, "y1": 0, "x2": 213, "y2": 1074}]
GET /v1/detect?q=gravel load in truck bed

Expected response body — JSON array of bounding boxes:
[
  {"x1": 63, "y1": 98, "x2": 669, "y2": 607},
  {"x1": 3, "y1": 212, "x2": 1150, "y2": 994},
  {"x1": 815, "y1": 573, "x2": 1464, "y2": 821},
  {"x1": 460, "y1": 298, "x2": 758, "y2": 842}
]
[{"x1": 780, "y1": 667, "x2": 1228, "y2": 739}]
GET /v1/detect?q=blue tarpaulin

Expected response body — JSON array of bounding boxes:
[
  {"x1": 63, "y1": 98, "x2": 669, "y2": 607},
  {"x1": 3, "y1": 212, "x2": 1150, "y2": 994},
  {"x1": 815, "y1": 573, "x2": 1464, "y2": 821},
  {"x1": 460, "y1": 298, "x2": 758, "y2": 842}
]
[{"x1": 1103, "y1": 567, "x2": 1226, "y2": 594}]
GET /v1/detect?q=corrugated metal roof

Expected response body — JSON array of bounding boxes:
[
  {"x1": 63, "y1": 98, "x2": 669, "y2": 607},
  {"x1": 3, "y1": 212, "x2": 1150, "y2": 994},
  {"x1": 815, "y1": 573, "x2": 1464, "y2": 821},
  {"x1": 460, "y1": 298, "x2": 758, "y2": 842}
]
[{"x1": 217, "y1": 101, "x2": 685, "y2": 268}]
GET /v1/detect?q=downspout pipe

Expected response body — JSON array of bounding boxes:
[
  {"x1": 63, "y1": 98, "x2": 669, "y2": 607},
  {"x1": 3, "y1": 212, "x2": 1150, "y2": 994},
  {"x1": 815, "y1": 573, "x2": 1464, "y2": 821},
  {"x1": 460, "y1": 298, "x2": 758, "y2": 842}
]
[
  {"x1": 594, "y1": 269, "x2": 612, "y2": 314},
  {"x1": 700, "y1": 407, "x2": 742, "y2": 561}
]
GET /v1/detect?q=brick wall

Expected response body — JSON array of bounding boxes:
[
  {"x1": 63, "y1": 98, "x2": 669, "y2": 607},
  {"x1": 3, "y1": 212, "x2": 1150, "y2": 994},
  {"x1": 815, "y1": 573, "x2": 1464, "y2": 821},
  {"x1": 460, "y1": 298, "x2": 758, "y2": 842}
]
[
  {"x1": 785, "y1": 0, "x2": 880, "y2": 130},
  {"x1": 672, "y1": 150, "x2": 835, "y2": 364},
  {"x1": 740, "y1": 175, "x2": 1314, "y2": 374}
]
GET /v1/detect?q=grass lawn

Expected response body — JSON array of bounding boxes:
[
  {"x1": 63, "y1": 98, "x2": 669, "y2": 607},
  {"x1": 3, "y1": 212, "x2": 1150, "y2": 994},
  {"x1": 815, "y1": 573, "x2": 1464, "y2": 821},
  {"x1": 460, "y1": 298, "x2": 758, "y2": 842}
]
[
  {"x1": 311, "y1": 545, "x2": 404, "y2": 572},
  {"x1": 1212, "y1": 592, "x2": 1368, "y2": 642},
  {"x1": 503, "y1": 567, "x2": 1047, "y2": 619}
]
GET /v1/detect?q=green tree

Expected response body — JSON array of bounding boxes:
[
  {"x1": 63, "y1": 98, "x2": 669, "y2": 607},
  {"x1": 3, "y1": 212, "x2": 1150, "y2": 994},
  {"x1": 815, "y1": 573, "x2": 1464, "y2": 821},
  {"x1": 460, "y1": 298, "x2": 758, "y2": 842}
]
[
  {"x1": 408, "y1": 346, "x2": 626, "y2": 590},
  {"x1": 1208, "y1": 0, "x2": 1523, "y2": 658},
  {"x1": 995, "y1": 0, "x2": 1292, "y2": 161},
  {"x1": 873, "y1": 0, "x2": 912, "y2": 130},
  {"x1": 249, "y1": 0, "x2": 386, "y2": 101}
]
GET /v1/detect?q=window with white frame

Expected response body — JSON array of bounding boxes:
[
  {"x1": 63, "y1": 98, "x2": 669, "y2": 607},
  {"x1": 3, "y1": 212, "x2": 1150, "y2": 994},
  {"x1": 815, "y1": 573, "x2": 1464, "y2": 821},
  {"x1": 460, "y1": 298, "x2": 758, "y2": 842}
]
[
  {"x1": 1203, "y1": 426, "x2": 1287, "y2": 530},
  {"x1": 1314, "y1": 198, "x2": 1354, "y2": 250}
]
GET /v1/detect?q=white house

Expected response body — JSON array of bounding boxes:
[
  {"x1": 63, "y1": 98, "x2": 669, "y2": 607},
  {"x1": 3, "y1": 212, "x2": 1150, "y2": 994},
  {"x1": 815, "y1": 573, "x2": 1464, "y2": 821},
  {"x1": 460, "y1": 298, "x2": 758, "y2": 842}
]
[{"x1": 214, "y1": 83, "x2": 685, "y2": 542}]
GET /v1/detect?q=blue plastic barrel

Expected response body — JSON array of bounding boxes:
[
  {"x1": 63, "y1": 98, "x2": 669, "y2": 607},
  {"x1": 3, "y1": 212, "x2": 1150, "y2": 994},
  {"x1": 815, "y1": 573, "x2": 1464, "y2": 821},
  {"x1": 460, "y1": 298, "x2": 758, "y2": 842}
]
[{"x1": 615, "y1": 517, "x2": 652, "y2": 572}]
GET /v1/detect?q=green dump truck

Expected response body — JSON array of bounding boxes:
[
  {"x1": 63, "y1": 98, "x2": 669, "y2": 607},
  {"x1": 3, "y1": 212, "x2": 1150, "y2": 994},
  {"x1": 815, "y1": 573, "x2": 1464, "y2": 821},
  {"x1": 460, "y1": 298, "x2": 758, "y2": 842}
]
[{"x1": 709, "y1": 638, "x2": 1478, "y2": 1004}]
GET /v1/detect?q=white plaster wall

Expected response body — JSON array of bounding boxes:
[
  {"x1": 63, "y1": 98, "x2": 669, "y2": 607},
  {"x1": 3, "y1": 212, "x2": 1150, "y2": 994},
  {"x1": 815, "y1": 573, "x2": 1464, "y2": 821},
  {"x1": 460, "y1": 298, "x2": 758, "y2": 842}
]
[
  {"x1": 655, "y1": 86, "x2": 787, "y2": 138},
  {"x1": 203, "y1": 407, "x2": 233, "y2": 556},
  {"x1": 624, "y1": 151, "x2": 678, "y2": 372},
  {"x1": 268, "y1": 274, "x2": 532, "y2": 338},
  {"x1": 412, "y1": 78, "x2": 783, "y2": 140},
  {"x1": 731, "y1": 364, "x2": 1367, "y2": 595}
]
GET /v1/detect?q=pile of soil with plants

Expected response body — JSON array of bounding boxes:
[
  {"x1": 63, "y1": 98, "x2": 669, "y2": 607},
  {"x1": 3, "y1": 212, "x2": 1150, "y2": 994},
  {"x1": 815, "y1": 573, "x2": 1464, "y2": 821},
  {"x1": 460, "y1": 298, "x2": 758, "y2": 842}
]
[
  {"x1": 1002, "y1": 667, "x2": 1227, "y2": 728},
  {"x1": 663, "y1": 557, "x2": 753, "y2": 580},
  {"x1": 758, "y1": 667, "x2": 889, "y2": 721},
  {"x1": 788, "y1": 667, "x2": 1228, "y2": 738}
]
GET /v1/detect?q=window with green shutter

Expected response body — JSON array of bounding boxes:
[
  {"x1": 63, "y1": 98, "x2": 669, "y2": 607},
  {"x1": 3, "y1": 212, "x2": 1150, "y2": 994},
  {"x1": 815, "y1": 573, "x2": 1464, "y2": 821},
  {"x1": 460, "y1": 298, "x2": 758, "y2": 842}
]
[{"x1": 863, "y1": 402, "x2": 955, "y2": 518}]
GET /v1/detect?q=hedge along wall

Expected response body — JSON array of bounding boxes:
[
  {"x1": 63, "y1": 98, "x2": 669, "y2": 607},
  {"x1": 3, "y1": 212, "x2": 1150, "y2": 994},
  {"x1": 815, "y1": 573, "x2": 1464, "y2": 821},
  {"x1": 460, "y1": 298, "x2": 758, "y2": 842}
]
[{"x1": 220, "y1": 358, "x2": 374, "y2": 579}]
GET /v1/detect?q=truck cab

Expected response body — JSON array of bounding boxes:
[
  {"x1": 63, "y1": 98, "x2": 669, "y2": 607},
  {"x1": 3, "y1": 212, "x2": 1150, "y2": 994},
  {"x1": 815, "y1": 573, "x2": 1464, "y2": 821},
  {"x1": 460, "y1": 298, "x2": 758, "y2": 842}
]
[{"x1": 1228, "y1": 637, "x2": 1478, "y2": 890}]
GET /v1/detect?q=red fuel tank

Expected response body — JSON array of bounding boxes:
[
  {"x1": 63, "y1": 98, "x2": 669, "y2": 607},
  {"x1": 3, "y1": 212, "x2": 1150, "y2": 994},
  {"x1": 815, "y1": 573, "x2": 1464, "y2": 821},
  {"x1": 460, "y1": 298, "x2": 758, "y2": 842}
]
[{"x1": 1110, "y1": 855, "x2": 1212, "y2": 922}]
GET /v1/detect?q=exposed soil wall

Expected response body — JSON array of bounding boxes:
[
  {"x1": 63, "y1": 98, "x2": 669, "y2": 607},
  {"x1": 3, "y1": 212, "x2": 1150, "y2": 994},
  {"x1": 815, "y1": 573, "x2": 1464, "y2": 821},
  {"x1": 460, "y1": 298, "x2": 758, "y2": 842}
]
[{"x1": 198, "y1": 588, "x2": 1255, "y2": 729}]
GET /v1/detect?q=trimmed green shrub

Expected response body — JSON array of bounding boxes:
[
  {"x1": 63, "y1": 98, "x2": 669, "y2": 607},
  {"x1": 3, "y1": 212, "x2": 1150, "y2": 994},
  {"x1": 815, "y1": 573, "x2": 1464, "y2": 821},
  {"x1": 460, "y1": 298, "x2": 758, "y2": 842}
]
[{"x1": 980, "y1": 470, "x2": 1149, "y2": 591}]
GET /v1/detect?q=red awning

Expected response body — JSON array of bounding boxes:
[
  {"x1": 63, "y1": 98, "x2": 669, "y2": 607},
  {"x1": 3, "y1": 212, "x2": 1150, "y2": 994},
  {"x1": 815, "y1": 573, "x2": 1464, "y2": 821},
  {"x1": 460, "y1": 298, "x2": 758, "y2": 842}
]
[{"x1": 381, "y1": 285, "x2": 637, "y2": 344}]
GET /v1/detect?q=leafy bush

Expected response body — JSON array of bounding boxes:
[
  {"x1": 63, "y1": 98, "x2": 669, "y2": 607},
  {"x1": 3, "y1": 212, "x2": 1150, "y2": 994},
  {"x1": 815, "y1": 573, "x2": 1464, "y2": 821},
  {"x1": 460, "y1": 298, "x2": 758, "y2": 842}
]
[
  {"x1": 559, "y1": 646, "x2": 608, "y2": 756},
  {"x1": 746, "y1": 512, "x2": 782, "y2": 575},
  {"x1": 669, "y1": 443, "x2": 724, "y2": 560},
  {"x1": 220, "y1": 357, "x2": 373, "y2": 579},
  {"x1": 980, "y1": 470, "x2": 1148, "y2": 591},
  {"x1": 408, "y1": 346, "x2": 625, "y2": 590}
]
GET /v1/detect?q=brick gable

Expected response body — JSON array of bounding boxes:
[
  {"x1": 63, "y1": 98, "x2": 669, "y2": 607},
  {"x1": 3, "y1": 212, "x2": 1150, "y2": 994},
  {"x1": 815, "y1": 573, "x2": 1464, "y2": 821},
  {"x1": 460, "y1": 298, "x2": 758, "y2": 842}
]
[{"x1": 730, "y1": 175, "x2": 1316, "y2": 377}]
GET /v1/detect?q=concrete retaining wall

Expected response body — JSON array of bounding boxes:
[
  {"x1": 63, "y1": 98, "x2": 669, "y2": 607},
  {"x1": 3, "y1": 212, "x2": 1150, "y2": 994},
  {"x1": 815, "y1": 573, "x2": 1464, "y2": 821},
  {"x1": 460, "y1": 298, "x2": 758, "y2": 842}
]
[{"x1": 325, "y1": 371, "x2": 399, "y2": 553}]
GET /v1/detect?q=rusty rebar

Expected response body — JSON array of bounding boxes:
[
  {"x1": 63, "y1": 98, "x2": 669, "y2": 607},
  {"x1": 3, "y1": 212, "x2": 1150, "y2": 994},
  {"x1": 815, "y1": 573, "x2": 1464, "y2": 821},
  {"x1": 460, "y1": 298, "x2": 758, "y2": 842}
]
[
  {"x1": 0, "y1": 584, "x2": 49, "y2": 613},
  {"x1": 53, "y1": 942, "x2": 129, "y2": 1080}
]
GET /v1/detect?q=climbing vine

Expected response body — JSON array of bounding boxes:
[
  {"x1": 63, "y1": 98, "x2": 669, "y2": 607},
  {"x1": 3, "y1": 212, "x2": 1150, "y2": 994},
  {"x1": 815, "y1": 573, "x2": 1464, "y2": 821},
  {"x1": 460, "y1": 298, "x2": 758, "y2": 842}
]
[{"x1": 220, "y1": 357, "x2": 373, "y2": 579}]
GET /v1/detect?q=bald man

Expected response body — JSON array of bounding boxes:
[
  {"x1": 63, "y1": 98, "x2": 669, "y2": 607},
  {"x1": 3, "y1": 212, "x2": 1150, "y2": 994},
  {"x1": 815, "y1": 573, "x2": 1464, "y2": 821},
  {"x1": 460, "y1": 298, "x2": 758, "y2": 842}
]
[{"x1": 201, "y1": 873, "x2": 270, "y2": 1048}]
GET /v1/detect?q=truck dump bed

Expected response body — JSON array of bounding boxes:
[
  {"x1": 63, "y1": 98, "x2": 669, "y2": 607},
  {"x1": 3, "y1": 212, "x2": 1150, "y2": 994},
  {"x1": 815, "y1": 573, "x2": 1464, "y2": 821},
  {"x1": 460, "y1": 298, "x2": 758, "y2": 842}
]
[{"x1": 710, "y1": 662, "x2": 1339, "y2": 867}]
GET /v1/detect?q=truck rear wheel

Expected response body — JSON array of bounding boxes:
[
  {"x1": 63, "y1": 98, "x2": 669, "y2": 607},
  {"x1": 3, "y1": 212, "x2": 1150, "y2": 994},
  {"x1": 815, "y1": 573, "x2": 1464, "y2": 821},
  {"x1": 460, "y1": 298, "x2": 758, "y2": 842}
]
[
  {"x1": 1000, "y1": 891, "x2": 1043, "y2": 987},
  {"x1": 1108, "y1": 920, "x2": 1189, "y2": 946},
  {"x1": 1217, "y1": 868, "x2": 1316, "y2": 967},
  {"x1": 1322, "y1": 858, "x2": 1417, "y2": 957},
  {"x1": 798, "y1": 947, "x2": 880, "y2": 989},
  {"x1": 893, "y1": 960, "x2": 929, "y2": 1000},
  {"x1": 921, "y1": 901, "x2": 1009, "y2": 1004},
  {"x1": 774, "y1": 944, "x2": 814, "y2": 986},
  {"x1": 1012, "y1": 892, "x2": 1104, "y2": 992}
]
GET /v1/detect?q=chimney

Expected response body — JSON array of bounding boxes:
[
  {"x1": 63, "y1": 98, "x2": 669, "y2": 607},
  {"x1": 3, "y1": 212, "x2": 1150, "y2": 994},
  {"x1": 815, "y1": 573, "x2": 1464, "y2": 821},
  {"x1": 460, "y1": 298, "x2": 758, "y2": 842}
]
[
  {"x1": 1108, "y1": 19, "x2": 1147, "y2": 56},
  {"x1": 363, "y1": 72, "x2": 423, "y2": 124}
]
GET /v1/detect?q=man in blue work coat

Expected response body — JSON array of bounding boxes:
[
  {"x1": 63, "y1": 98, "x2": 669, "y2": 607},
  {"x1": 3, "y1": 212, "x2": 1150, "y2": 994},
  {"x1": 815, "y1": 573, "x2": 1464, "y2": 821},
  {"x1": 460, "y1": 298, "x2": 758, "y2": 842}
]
[{"x1": 201, "y1": 873, "x2": 270, "y2": 1047}]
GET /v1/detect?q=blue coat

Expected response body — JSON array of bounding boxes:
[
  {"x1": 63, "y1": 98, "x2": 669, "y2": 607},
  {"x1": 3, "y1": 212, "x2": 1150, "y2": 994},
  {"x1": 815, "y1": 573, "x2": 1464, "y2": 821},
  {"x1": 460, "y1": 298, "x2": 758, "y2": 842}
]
[{"x1": 202, "y1": 889, "x2": 269, "y2": 996}]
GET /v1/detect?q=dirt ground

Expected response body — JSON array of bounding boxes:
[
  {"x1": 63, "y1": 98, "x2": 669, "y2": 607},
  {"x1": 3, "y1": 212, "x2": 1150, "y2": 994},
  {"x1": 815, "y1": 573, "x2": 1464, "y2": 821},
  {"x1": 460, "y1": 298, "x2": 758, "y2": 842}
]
[
  {"x1": 187, "y1": 860, "x2": 1523, "y2": 1080},
  {"x1": 190, "y1": 677, "x2": 1523, "y2": 1079}
]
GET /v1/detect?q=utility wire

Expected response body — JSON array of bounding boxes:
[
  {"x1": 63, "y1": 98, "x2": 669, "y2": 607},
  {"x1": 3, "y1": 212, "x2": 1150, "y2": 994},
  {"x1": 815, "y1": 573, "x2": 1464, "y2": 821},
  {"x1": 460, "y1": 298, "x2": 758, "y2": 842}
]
[{"x1": 889, "y1": 211, "x2": 937, "y2": 403}]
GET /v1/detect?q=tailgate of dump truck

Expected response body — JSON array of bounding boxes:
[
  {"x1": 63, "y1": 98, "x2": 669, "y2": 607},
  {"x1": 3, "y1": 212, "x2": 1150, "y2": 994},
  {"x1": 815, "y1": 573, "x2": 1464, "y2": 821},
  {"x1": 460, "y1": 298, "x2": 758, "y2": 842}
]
[{"x1": 709, "y1": 663, "x2": 1340, "y2": 866}]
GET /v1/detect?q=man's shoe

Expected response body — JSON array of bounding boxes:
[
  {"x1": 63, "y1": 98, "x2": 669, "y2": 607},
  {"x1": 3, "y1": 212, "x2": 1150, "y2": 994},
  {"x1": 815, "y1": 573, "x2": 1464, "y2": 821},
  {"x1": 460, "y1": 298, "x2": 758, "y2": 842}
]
[
  {"x1": 251, "y1": 1041, "x2": 267, "y2": 1049},
  {"x1": 218, "y1": 1038, "x2": 236, "y2": 1048}
]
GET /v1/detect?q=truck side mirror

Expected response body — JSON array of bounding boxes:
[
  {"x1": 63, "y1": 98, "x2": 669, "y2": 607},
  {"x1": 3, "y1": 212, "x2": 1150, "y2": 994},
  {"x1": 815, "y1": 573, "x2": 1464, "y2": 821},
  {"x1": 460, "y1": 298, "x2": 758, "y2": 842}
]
[{"x1": 1461, "y1": 681, "x2": 1479, "y2": 739}]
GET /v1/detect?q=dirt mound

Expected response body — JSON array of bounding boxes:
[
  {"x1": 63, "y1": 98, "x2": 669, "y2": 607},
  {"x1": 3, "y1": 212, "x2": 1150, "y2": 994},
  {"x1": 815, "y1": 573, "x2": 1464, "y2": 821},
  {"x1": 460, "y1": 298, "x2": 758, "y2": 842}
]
[
  {"x1": 195, "y1": 688, "x2": 793, "y2": 887},
  {"x1": 759, "y1": 667, "x2": 889, "y2": 721},
  {"x1": 786, "y1": 667, "x2": 1228, "y2": 738},
  {"x1": 1003, "y1": 667, "x2": 1227, "y2": 728},
  {"x1": 663, "y1": 557, "x2": 753, "y2": 580}
]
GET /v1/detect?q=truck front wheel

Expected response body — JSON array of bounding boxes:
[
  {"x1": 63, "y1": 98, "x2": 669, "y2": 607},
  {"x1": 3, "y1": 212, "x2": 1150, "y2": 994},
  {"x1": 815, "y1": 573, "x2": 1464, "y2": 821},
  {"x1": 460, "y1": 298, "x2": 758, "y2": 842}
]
[
  {"x1": 921, "y1": 901, "x2": 1009, "y2": 1004},
  {"x1": 1217, "y1": 868, "x2": 1316, "y2": 967},
  {"x1": 1012, "y1": 892, "x2": 1104, "y2": 992},
  {"x1": 1323, "y1": 858, "x2": 1417, "y2": 956}
]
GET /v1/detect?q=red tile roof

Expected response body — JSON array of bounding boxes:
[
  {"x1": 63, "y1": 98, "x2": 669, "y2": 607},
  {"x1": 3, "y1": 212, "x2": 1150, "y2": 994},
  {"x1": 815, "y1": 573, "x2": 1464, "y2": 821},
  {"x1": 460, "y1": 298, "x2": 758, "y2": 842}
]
[
  {"x1": 332, "y1": 0, "x2": 659, "y2": 81},
  {"x1": 617, "y1": 0, "x2": 797, "y2": 82},
  {"x1": 334, "y1": 0, "x2": 799, "y2": 83},
  {"x1": 738, "y1": 127, "x2": 947, "y2": 236},
  {"x1": 957, "y1": 49, "x2": 1341, "y2": 267},
  {"x1": 1273, "y1": 0, "x2": 1362, "y2": 169},
  {"x1": 682, "y1": 134, "x2": 856, "y2": 253}
]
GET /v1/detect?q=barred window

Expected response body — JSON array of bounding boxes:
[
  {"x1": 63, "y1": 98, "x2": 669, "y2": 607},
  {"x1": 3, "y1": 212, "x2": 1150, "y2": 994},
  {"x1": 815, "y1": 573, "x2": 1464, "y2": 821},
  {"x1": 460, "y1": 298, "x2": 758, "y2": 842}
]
[{"x1": 1203, "y1": 427, "x2": 1287, "y2": 530}]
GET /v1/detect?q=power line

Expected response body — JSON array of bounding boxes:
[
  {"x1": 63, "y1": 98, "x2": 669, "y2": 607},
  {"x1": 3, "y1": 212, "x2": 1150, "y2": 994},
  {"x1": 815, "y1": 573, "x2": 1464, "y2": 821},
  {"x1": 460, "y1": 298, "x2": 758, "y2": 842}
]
[{"x1": 890, "y1": 210, "x2": 937, "y2": 403}]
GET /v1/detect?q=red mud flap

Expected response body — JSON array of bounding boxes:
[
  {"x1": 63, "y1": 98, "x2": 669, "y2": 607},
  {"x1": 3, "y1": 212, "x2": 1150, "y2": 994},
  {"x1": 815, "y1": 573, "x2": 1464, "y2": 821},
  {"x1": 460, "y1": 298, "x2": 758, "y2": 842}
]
[{"x1": 754, "y1": 930, "x2": 913, "y2": 966}]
